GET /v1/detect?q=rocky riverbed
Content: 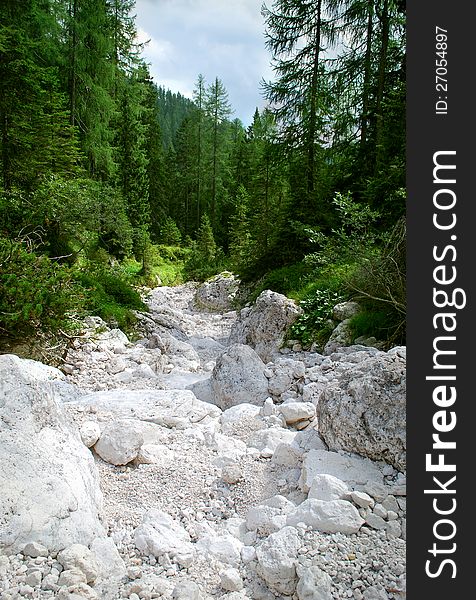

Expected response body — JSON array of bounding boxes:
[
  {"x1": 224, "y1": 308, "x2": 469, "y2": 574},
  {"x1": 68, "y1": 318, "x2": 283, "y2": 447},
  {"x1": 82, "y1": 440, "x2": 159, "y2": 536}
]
[{"x1": 0, "y1": 277, "x2": 406, "y2": 600}]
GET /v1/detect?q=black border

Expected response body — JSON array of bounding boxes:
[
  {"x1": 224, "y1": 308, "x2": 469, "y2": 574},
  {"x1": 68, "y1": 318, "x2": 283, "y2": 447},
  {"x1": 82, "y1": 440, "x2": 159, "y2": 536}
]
[{"x1": 407, "y1": 1, "x2": 472, "y2": 595}]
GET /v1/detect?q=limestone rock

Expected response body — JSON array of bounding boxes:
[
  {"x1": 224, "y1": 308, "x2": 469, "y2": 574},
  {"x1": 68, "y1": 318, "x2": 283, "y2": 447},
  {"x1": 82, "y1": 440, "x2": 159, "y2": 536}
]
[
  {"x1": 317, "y1": 352, "x2": 406, "y2": 470},
  {"x1": 256, "y1": 526, "x2": 301, "y2": 595},
  {"x1": 286, "y1": 499, "x2": 364, "y2": 534},
  {"x1": 80, "y1": 421, "x2": 101, "y2": 448},
  {"x1": 278, "y1": 402, "x2": 316, "y2": 425},
  {"x1": 211, "y1": 344, "x2": 269, "y2": 410},
  {"x1": 194, "y1": 273, "x2": 239, "y2": 311},
  {"x1": 299, "y1": 449, "x2": 386, "y2": 493},
  {"x1": 57, "y1": 544, "x2": 98, "y2": 584},
  {"x1": 134, "y1": 509, "x2": 195, "y2": 567},
  {"x1": 323, "y1": 320, "x2": 353, "y2": 355},
  {"x1": 332, "y1": 301, "x2": 361, "y2": 322},
  {"x1": 0, "y1": 355, "x2": 105, "y2": 554},
  {"x1": 246, "y1": 495, "x2": 295, "y2": 535},
  {"x1": 94, "y1": 420, "x2": 144, "y2": 465},
  {"x1": 195, "y1": 534, "x2": 243, "y2": 567},
  {"x1": 296, "y1": 566, "x2": 333, "y2": 600},
  {"x1": 228, "y1": 290, "x2": 302, "y2": 362},
  {"x1": 72, "y1": 389, "x2": 221, "y2": 428},
  {"x1": 220, "y1": 568, "x2": 244, "y2": 592},
  {"x1": 308, "y1": 474, "x2": 350, "y2": 502}
]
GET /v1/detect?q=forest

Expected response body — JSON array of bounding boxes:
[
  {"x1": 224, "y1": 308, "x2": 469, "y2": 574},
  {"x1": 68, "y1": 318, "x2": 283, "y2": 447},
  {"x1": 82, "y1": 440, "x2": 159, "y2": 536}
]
[{"x1": 0, "y1": 0, "x2": 405, "y2": 354}]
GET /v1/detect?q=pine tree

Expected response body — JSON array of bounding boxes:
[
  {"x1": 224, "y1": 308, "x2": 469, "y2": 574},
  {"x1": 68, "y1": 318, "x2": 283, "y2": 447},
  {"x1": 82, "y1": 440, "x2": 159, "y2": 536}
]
[
  {"x1": 205, "y1": 77, "x2": 232, "y2": 229},
  {"x1": 262, "y1": 1, "x2": 335, "y2": 194}
]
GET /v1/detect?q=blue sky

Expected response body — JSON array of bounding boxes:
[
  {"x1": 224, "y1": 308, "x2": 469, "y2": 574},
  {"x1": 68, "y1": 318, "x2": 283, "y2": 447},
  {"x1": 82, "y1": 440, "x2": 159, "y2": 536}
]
[{"x1": 134, "y1": 0, "x2": 275, "y2": 126}]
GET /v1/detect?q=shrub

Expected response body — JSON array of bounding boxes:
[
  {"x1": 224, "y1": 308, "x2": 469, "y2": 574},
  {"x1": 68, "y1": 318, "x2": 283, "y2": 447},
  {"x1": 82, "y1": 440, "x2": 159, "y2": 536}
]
[
  {"x1": 0, "y1": 237, "x2": 80, "y2": 335},
  {"x1": 345, "y1": 217, "x2": 406, "y2": 346},
  {"x1": 290, "y1": 287, "x2": 345, "y2": 347}
]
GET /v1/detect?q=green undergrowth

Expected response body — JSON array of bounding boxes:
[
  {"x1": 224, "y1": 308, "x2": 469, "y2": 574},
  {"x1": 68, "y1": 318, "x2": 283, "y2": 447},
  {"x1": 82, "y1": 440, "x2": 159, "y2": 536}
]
[{"x1": 123, "y1": 244, "x2": 191, "y2": 286}]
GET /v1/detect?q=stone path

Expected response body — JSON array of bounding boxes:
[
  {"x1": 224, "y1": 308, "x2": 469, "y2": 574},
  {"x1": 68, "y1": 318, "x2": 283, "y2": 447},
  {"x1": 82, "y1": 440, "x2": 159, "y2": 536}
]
[{"x1": 0, "y1": 281, "x2": 407, "y2": 600}]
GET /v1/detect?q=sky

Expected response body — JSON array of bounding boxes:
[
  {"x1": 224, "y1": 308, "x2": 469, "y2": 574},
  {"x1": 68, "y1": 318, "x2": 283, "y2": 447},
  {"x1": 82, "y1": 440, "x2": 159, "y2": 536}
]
[{"x1": 134, "y1": 0, "x2": 275, "y2": 126}]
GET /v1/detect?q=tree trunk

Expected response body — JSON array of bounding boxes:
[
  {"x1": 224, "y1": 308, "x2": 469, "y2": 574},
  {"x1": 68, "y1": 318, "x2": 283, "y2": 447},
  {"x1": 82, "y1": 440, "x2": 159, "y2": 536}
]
[
  {"x1": 360, "y1": 0, "x2": 374, "y2": 151},
  {"x1": 307, "y1": 0, "x2": 322, "y2": 199},
  {"x1": 374, "y1": 0, "x2": 389, "y2": 173}
]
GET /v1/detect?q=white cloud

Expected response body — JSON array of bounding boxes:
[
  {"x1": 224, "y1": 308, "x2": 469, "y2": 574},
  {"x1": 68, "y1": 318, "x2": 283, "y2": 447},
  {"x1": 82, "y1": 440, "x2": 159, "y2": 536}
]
[{"x1": 134, "y1": 0, "x2": 273, "y2": 124}]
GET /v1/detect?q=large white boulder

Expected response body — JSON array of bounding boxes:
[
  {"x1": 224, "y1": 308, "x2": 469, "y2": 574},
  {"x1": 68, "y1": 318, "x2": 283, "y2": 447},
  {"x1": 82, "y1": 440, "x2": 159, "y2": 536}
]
[
  {"x1": 308, "y1": 474, "x2": 350, "y2": 502},
  {"x1": 0, "y1": 355, "x2": 105, "y2": 554},
  {"x1": 211, "y1": 344, "x2": 269, "y2": 410},
  {"x1": 134, "y1": 510, "x2": 195, "y2": 567},
  {"x1": 94, "y1": 420, "x2": 144, "y2": 465},
  {"x1": 317, "y1": 352, "x2": 406, "y2": 471},
  {"x1": 246, "y1": 495, "x2": 295, "y2": 535},
  {"x1": 228, "y1": 290, "x2": 302, "y2": 362},
  {"x1": 286, "y1": 499, "x2": 364, "y2": 534},
  {"x1": 256, "y1": 526, "x2": 301, "y2": 595},
  {"x1": 299, "y1": 449, "x2": 386, "y2": 493},
  {"x1": 194, "y1": 273, "x2": 239, "y2": 310},
  {"x1": 296, "y1": 566, "x2": 333, "y2": 600},
  {"x1": 195, "y1": 534, "x2": 243, "y2": 567},
  {"x1": 70, "y1": 389, "x2": 221, "y2": 429},
  {"x1": 278, "y1": 402, "x2": 316, "y2": 425}
]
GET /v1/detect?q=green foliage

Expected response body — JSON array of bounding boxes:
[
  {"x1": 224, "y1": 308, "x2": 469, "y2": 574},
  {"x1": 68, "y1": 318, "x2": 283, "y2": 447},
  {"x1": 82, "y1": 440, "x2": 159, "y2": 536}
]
[
  {"x1": 75, "y1": 266, "x2": 146, "y2": 331},
  {"x1": 345, "y1": 217, "x2": 406, "y2": 346},
  {"x1": 0, "y1": 236, "x2": 80, "y2": 335},
  {"x1": 348, "y1": 310, "x2": 397, "y2": 342},
  {"x1": 184, "y1": 214, "x2": 227, "y2": 281},
  {"x1": 159, "y1": 217, "x2": 182, "y2": 245},
  {"x1": 290, "y1": 288, "x2": 345, "y2": 348},
  {"x1": 304, "y1": 191, "x2": 381, "y2": 268}
]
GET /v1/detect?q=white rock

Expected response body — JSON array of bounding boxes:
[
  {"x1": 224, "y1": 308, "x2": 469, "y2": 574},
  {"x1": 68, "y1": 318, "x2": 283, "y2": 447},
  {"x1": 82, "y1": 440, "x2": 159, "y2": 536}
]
[
  {"x1": 57, "y1": 568, "x2": 87, "y2": 587},
  {"x1": 351, "y1": 491, "x2": 375, "y2": 509},
  {"x1": 256, "y1": 526, "x2": 301, "y2": 595},
  {"x1": 286, "y1": 499, "x2": 364, "y2": 534},
  {"x1": 278, "y1": 402, "x2": 315, "y2": 424},
  {"x1": 80, "y1": 421, "x2": 101, "y2": 448},
  {"x1": 94, "y1": 420, "x2": 144, "y2": 465},
  {"x1": 57, "y1": 544, "x2": 98, "y2": 583},
  {"x1": 299, "y1": 449, "x2": 385, "y2": 492},
  {"x1": 317, "y1": 352, "x2": 406, "y2": 471},
  {"x1": 172, "y1": 581, "x2": 201, "y2": 600},
  {"x1": 195, "y1": 534, "x2": 243, "y2": 567},
  {"x1": 248, "y1": 427, "x2": 297, "y2": 454},
  {"x1": 363, "y1": 586, "x2": 389, "y2": 600},
  {"x1": 220, "y1": 404, "x2": 262, "y2": 434},
  {"x1": 246, "y1": 496, "x2": 295, "y2": 535},
  {"x1": 135, "y1": 444, "x2": 174, "y2": 465},
  {"x1": 332, "y1": 301, "x2": 361, "y2": 321},
  {"x1": 76, "y1": 389, "x2": 221, "y2": 427},
  {"x1": 222, "y1": 463, "x2": 243, "y2": 484},
  {"x1": 90, "y1": 537, "x2": 127, "y2": 590},
  {"x1": 194, "y1": 273, "x2": 239, "y2": 310},
  {"x1": 0, "y1": 355, "x2": 105, "y2": 554},
  {"x1": 308, "y1": 474, "x2": 350, "y2": 502},
  {"x1": 241, "y1": 546, "x2": 256, "y2": 563},
  {"x1": 229, "y1": 290, "x2": 302, "y2": 362},
  {"x1": 220, "y1": 568, "x2": 244, "y2": 592},
  {"x1": 365, "y1": 513, "x2": 387, "y2": 530},
  {"x1": 271, "y1": 442, "x2": 302, "y2": 467},
  {"x1": 296, "y1": 566, "x2": 333, "y2": 600},
  {"x1": 134, "y1": 510, "x2": 195, "y2": 567},
  {"x1": 22, "y1": 542, "x2": 49, "y2": 558},
  {"x1": 323, "y1": 320, "x2": 353, "y2": 354},
  {"x1": 211, "y1": 344, "x2": 269, "y2": 410}
]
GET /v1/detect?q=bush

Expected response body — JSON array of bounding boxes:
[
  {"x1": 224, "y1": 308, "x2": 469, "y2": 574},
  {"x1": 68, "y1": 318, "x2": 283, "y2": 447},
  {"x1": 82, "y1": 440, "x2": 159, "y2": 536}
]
[
  {"x1": 0, "y1": 237, "x2": 80, "y2": 335},
  {"x1": 345, "y1": 217, "x2": 406, "y2": 346},
  {"x1": 75, "y1": 267, "x2": 146, "y2": 331},
  {"x1": 289, "y1": 287, "x2": 345, "y2": 347}
]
